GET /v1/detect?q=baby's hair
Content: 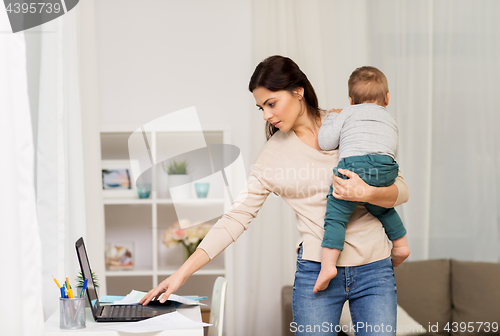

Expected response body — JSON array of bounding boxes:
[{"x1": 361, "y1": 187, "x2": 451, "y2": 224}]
[{"x1": 348, "y1": 66, "x2": 388, "y2": 105}]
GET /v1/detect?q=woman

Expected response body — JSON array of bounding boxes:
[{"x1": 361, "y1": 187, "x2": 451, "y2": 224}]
[{"x1": 140, "y1": 55, "x2": 408, "y2": 336}]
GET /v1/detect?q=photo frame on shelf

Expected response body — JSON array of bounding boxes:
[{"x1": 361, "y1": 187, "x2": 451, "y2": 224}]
[{"x1": 101, "y1": 160, "x2": 139, "y2": 198}]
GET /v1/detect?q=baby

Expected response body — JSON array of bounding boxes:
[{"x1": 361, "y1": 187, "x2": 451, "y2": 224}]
[{"x1": 314, "y1": 66, "x2": 410, "y2": 293}]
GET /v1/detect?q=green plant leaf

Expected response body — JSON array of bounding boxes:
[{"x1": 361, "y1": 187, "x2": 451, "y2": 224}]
[
  {"x1": 163, "y1": 159, "x2": 189, "y2": 175},
  {"x1": 76, "y1": 271, "x2": 99, "y2": 288}
]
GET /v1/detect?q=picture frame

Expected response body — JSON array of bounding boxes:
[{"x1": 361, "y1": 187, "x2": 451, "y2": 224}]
[{"x1": 101, "y1": 160, "x2": 139, "y2": 198}]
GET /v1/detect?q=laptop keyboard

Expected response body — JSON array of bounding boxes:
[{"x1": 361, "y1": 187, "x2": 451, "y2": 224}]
[{"x1": 109, "y1": 305, "x2": 143, "y2": 317}]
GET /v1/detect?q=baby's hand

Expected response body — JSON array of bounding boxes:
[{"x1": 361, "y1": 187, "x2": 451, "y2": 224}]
[{"x1": 329, "y1": 108, "x2": 342, "y2": 113}]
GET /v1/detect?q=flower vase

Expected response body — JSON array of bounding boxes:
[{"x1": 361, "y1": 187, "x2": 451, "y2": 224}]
[{"x1": 182, "y1": 242, "x2": 200, "y2": 261}]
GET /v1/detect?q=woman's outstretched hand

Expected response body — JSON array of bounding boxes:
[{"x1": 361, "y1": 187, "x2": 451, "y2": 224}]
[
  {"x1": 331, "y1": 169, "x2": 374, "y2": 203},
  {"x1": 139, "y1": 248, "x2": 211, "y2": 306},
  {"x1": 329, "y1": 108, "x2": 342, "y2": 113},
  {"x1": 139, "y1": 271, "x2": 186, "y2": 306}
]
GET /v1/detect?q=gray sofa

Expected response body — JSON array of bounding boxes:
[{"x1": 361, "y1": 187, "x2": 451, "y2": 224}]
[{"x1": 282, "y1": 259, "x2": 500, "y2": 336}]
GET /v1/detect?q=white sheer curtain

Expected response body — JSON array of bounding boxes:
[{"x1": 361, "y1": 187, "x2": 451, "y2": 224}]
[
  {"x1": 249, "y1": 0, "x2": 500, "y2": 335},
  {"x1": 0, "y1": 9, "x2": 44, "y2": 336},
  {"x1": 365, "y1": 0, "x2": 500, "y2": 261},
  {"x1": 35, "y1": 6, "x2": 90, "y2": 319}
]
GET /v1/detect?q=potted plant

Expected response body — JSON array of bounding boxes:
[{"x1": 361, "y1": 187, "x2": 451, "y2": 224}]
[
  {"x1": 75, "y1": 271, "x2": 99, "y2": 306},
  {"x1": 162, "y1": 159, "x2": 191, "y2": 199}
]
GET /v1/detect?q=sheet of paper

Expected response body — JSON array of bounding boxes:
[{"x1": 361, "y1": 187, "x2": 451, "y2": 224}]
[
  {"x1": 113, "y1": 290, "x2": 147, "y2": 305},
  {"x1": 113, "y1": 290, "x2": 205, "y2": 306},
  {"x1": 100, "y1": 295, "x2": 125, "y2": 303},
  {"x1": 159, "y1": 293, "x2": 206, "y2": 306},
  {"x1": 100, "y1": 311, "x2": 211, "y2": 333}
]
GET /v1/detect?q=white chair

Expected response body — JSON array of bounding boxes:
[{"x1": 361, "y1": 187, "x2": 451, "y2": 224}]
[{"x1": 207, "y1": 277, "x2": 228, "y2": 336}]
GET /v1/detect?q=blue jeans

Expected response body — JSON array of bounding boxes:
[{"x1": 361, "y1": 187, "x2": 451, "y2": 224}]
[{"x1": 291, "y1": 247, "x2": 397, "y2": 335}]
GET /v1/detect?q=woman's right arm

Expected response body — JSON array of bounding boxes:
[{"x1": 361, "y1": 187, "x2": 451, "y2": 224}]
[
  {"x1": 140, "y1": 169, "x2": 272, "y2": 306},
  {"x1": 197, "y1": 170, "x2": 272, "y2": 259},
  {"x1": 140, "y1": 248, "x2": 210, "y2": 305}
]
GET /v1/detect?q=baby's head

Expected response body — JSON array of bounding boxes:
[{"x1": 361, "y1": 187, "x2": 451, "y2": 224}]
[{"x1": 348, "y1": 66, "x2": 389, "y2": 107}]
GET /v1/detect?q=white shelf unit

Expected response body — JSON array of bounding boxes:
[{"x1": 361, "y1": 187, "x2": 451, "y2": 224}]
[{"x1": 100, "y1": 125, "x2": 234, "y2": 315}]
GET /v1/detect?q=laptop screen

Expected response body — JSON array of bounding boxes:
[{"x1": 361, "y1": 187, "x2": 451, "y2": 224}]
[{"x1": 75, "y1": 237, "x2": 101, "y2": 316}]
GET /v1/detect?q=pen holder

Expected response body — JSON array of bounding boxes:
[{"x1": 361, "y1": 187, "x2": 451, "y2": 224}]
[{"x1": 60, "y1": 297, "x2": 86, "y2": 329}]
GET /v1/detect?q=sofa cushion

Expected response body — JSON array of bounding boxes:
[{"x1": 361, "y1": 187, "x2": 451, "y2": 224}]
[
  {"x1": 394, "y1": 259, "x2": 451, "y2": 335},
  {"x1": 450, "y1": 259, "x2": 500, "y2": 336}
]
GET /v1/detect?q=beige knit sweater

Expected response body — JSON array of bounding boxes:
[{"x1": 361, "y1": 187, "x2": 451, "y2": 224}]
[{"x1": 198, "y1": 121, "x2": 409, "y2": 266}]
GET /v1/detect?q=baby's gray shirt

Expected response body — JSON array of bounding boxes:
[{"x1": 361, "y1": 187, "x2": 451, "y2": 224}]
[{"x1": 318, "y1": 103, "x2": 399, "y2": 160}]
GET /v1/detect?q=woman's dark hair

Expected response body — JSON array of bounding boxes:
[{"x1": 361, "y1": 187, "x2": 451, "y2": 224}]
[{"x1": 248, "y1": 55, "x2": 321, "y2": 140}]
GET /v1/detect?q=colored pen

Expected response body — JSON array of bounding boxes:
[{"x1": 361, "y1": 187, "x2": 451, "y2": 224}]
[
  {"x1": 60, "y1": 286, "x2": 66, "y2": 298},
  {"x1": 80, "y1": 278, "x2": 88, "y2": 298},
  {"x1": 53, "y1": 276, "x2": 62, "y2": 289},
  {"x1": 65, "y1": 277, "x2": 74, "y2": 298}
]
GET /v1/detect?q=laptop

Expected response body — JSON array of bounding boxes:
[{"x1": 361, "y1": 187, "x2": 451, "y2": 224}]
[{"x1": 75, "y1": 237, "x2": 182, "y2": 322}]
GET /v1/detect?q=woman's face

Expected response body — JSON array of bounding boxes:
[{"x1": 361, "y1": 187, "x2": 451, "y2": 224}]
[{"x1": 253, "y1": 86, "x2": 305, "y2": 133}]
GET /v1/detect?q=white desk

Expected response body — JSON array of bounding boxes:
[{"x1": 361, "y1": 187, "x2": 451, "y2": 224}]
[{"x1": 44, "y1": 306, "x2": 203, "y2": 336}]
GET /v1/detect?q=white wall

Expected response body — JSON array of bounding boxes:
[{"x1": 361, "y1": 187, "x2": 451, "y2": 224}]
[
  {"x1": 95, "y1": 0, "x2": 254, "y2": 166},
  {"x1": 94, "y1": 2, "x2": 254, "y2": 334}
]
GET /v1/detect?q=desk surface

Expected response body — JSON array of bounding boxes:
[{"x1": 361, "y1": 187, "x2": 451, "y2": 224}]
[{"x1": 44, "y1": 305, "x2": 203, "y2": 336}]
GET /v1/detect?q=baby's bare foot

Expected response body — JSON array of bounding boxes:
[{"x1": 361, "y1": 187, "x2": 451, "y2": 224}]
[
  {"x1": 313, "y1": 267, "x2": 337, "y2": 293},
  {"x1": 391, "y1": 245, "x2": 410, "y2": 267}
]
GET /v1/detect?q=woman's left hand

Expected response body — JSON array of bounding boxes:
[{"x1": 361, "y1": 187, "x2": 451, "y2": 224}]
[{"x1": 331, "y1": 169, "x2": 374, "y2": 203}]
